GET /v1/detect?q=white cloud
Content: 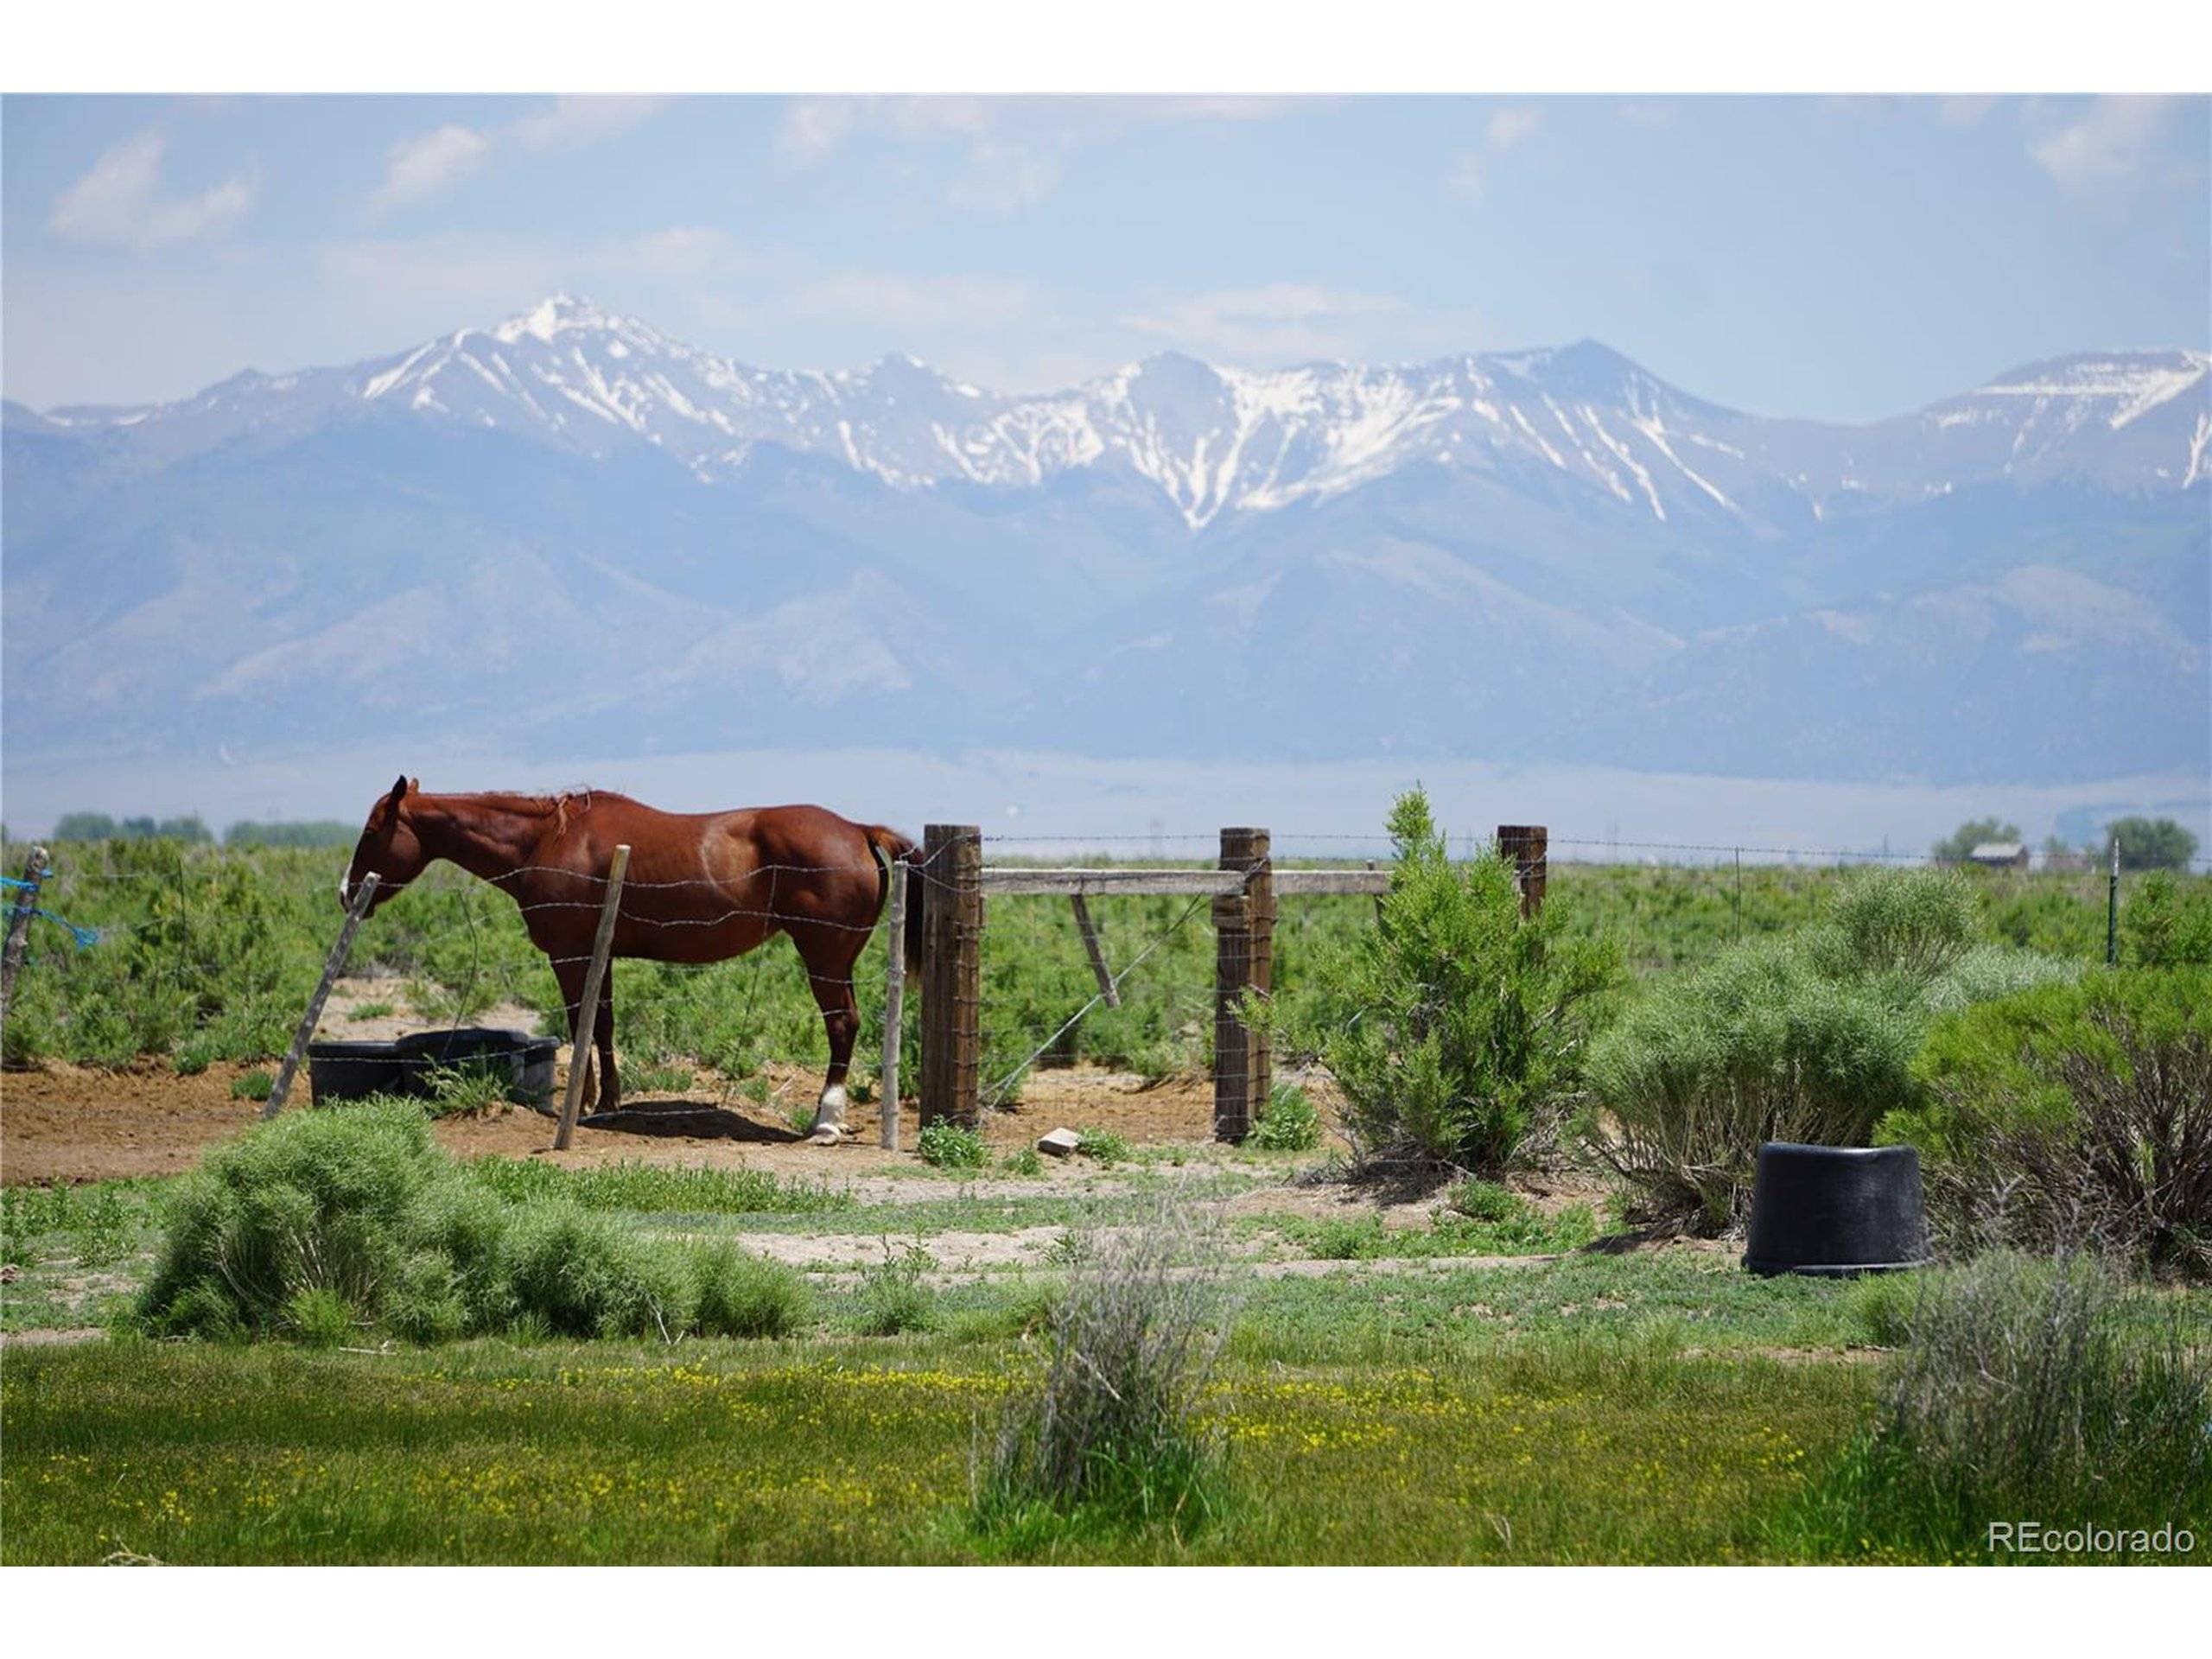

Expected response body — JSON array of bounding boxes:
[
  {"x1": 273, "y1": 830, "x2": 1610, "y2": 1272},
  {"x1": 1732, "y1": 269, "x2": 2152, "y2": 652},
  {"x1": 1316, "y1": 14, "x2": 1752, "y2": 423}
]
[
  {"x1": 509, "y1": 96, "x2": 666, "y2": 152},
  {"x1": 2031, "y1": 96, "x2": 2179, "y2": 194},
  {"x1": 369, "y1": 98, "x2": 667, "y2": 214},
  {"x1": 371, "y1": 124, "x2": 491, "y2": 213},
  {"x1": 775, "y1": 96, "x2": 1302, "y2": 213},
  {"x1": 1486, "y1": 107, "x2": 1541, "y2": 149},
  {"x1": 1451, "y1": 104, "x2": 1543, "y2": 200},
  {"x1": 48, "y1": 131, "x2": 253, "y2": 252}
]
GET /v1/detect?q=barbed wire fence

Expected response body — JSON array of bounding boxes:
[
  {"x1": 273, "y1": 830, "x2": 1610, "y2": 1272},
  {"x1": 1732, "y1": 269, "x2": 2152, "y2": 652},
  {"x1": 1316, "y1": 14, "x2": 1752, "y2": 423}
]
[{"x1": 3, "y1": 821, "x2": 2206, "y2": 1145}]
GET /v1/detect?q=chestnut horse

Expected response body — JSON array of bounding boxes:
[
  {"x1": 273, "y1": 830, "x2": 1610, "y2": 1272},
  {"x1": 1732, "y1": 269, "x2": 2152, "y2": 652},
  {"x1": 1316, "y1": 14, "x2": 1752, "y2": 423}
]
[{"x1": 343, "y1": 779, "x2": 921, "y2": 1135}]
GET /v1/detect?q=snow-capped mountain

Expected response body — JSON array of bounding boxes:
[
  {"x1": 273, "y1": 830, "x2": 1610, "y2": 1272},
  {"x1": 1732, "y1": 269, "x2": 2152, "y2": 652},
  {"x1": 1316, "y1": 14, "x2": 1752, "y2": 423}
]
[{"x1": 4, "y1": 297, "x2": 2206, "y2": 785}]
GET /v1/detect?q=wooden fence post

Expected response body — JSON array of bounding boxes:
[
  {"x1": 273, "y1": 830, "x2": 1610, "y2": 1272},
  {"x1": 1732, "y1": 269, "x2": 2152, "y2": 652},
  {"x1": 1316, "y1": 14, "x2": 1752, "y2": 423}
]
[
  {"x1": 554, "y1": 844, "x2": 630, "y2": 1152},
  {"x1": 919, "y1": 823, "x2": 982, "y2": 1128},
  {"x1": 0, "y1": 846, "x2": 52, "y2": 1043},
  {"x1": 1497, "y1": 824, "x2": 1548, "y2": 918},
  {"x1": 1213, "y1": 827, "x2": 1271, "y2": 1142},
  {"x1": 879, "y1": 859, "x2": 907, "y2": 1150},
  {"x1": 264, "y1": 871, "x2": 379, "y2": 1119}
]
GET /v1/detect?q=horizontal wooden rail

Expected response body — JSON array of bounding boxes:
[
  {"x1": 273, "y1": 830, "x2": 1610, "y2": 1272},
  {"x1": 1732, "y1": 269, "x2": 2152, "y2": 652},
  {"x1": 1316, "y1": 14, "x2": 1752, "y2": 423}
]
[
  {"x1": 1270, "y1": 869, "x2": 1391, "y2": 896},
  {"x1": 980, "y1": 868, "x2": 1245, "y2": 897},
  {"x1": 978, "y1": 866, "x2": 1394, "y2": 899}
]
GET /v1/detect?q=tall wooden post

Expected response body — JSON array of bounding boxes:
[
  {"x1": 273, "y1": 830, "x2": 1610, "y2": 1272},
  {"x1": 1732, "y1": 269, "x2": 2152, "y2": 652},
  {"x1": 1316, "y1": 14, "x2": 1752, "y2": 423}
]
[
  {"x1": 879, "y1": 860, "x2": 907, "y2": 1150},
  {"x1": 1213, "y1": 827, "x2": 1271, "y2": 1142},
  {"x1": 919, "y1": 823, "x2": 982, "y2": 1128},
  {"x1": 0, "y1": 846, "x2": 52, "y2": 1043},
  {"x1": 1497, "y1": 824, "x2": 1548, "y2": 918},
  {"x1": 264, "y1": 872, "x2": 379, "y2": 1119},
  {"x1": 554, "y1": 844, "x2": 630, "y2": 1151}
]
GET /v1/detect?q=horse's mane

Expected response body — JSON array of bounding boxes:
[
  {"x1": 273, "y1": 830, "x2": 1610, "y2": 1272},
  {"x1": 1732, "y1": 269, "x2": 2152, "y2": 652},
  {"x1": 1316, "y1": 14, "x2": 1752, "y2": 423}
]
[{"x1": 448, "y1": 789, "x2": 636, "y2": 832}]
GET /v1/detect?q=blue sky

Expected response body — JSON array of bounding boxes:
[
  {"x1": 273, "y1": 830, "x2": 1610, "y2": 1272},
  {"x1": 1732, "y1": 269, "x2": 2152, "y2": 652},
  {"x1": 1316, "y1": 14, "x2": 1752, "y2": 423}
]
[{"x1": 3, "y1": 93, "x2": 2206, "y2": 419}]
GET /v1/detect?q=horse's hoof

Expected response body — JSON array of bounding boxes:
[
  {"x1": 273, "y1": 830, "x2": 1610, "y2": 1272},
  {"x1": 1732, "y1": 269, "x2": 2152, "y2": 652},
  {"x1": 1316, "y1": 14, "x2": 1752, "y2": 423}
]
[{"x1": 807, "y1": 1123, "x2": 849, "y2": 1146}]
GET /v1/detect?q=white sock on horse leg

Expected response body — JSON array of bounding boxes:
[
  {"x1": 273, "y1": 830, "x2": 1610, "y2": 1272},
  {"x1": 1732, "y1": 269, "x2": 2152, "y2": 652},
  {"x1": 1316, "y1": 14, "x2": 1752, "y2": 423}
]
[{"x1": 813, "y1": 1083, "x2": 849, "y2": 1131}]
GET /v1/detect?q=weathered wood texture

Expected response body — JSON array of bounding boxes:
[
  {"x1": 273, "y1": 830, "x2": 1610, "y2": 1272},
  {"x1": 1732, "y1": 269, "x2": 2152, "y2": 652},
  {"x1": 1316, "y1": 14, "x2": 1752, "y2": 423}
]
[
  {"x1": 554, "y1": 844, "x2": 630, "y2": 1151},
  {"x1": 264, "y1": 871, "x2": 379, "y2": 1120},
  {"x1": 980, "y1": 866, "x2": 1388, "y2": 897},
  {"x1": 878, "y1": 859, "x2": 908, "y2": 1150},
  {"x1": 1213, "y1": 827, "x2": 1272, "y2": 1142},
  {"x1": 920, "y1": 823, "x2": 982, "y2": 1127},
  {"x1": 1068, "y1": 893, "x2": 1120, "y2": 1007},
  {"x1": 0, "y1": 846, "x2": 50, "y2": 1041},
  {"x1": 1497, "y1": 823, "x2": 1548, "y2": 918}
]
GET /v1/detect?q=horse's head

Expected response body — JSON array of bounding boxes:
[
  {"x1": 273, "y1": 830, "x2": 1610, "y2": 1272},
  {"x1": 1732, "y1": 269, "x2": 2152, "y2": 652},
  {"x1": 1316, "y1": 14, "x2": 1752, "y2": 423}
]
[{"x1": 342, "y1": 775, "x2": 424, "y2": 913}]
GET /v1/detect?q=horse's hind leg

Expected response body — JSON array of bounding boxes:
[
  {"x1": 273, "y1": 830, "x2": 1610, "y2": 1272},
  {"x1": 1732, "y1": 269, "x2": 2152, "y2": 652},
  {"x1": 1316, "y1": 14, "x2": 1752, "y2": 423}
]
[{"x1": 792, "y1": 925, "x2": 866, "y2": 1139}]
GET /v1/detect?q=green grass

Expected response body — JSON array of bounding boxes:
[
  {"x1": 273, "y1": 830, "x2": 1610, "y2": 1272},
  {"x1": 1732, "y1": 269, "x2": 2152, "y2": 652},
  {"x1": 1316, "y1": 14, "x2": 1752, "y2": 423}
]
[
  {"x1": 457, "y1": 1157, "x2": 853, "y2": 1217},
  {"x1": 0, "y1": 1325, "x2": 1869, "y2": 1564}
]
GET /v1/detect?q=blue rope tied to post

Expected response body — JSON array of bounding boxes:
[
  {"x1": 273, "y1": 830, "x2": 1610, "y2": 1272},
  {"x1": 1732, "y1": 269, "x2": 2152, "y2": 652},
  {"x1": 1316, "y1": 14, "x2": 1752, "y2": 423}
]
[
  {"x1": 3, "y1": 871, "x2": 99, "y2": 945},
  {"x1": 35, "y1": 911, "x2": 102, "y2": 948}
]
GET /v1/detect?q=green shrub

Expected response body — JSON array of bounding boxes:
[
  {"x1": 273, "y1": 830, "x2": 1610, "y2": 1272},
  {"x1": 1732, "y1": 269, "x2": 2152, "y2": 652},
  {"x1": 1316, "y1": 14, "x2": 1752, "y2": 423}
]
[
  {"x1": 973, "y1": 1209, "x2": 1230, "y2": 1548},
  {"x1": 1883, "y1": 968, "x2": 2212, "y2": 1277},
  {"x1": 1252, "y1": 1082, "x2": 1323, "y2": 1152},
  {"x1": 230, "y1": 1070, "x2": 276, "y2": 1102},
  {"x1": 138, "y1": 1102, "x2": 447, "y2": 1336},
  {"x1": 1076, "y1": 1128, "x2": 1131, "y2": 1166},
  {"x1": 1783, "y1": 1253, "x2": 2211, "y2": 1559},
  {"x1": 685, "y1": 1243, "x2": 811, "y2": 1338},
  {"x1": 1584, "y1": 866, "x2": 2077, "y2": 1232},
  {"x1": 853, "y1": 1243, "x2": 938, "y2": 1335},
  {"x1": 282, "y1": 1286, "x2": 359, "y2": 1348},
  {"x1": 1814, "y1": 867, "x2": 1977, "y2": 979},
  {"x1": 1446, "y1": 1178, "x2": 1523, "y2": 1224},
  {"x1": 2121, "y1": 871, "x2": 2212, "y2": 968},
  {"x1": 918, "y1": 1121, "x2": 988, "y2": 1171},
  {"x1": 1253, "y1": 789, "x2": 1619, "y2": 1174},
  {"x1": 136, "y1": 1103, "x2": 815, "y2": 1343},
  {"x1": 1583, "y1": 941, "x2": 1923, "y2": 1230},
  {"x1": 1000, "y1": 1147, "x2": 1045, "y2": 1178}
]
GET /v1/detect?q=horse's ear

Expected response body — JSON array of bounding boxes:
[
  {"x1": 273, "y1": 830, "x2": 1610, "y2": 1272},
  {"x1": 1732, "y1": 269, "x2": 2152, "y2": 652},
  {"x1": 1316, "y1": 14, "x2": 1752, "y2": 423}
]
[
  {"x1": 389, "y1": 775, "x2": 410, "y2": 806},
  {"x1": 408, "y1": 777, "x2": 420, "y2": 794}
]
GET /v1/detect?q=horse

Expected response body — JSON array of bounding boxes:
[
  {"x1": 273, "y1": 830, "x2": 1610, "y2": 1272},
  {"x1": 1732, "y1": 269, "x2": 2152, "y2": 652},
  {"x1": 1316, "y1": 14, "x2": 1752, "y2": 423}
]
[{"x1": 342, "y1": 779, "x2": 922, "y2": 1136}]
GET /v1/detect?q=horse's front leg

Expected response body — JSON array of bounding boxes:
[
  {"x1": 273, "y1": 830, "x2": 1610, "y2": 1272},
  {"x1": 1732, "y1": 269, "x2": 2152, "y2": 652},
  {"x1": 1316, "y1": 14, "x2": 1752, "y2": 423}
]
[
  {"x1": 594, "y1": 964, "x2": 620, "y2": 1115},
  {"x1": 551, "y1": 952, "x2": 610, "y2": 1115}
]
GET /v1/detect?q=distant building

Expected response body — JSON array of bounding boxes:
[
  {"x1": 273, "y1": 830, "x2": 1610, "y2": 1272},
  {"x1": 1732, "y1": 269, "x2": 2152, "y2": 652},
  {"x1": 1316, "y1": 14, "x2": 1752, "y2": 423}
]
[{"x1": 1967, "y1": 841, "x2": 2031, "y2": 872}]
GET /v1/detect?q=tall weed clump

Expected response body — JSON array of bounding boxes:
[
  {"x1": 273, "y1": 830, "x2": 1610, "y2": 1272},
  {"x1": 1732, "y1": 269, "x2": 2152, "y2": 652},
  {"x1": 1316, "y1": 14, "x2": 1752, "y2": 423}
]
[
  {"x1": 1583, "y1": 868, "x2": 2075, "y2": 1230},
  {"x1": 1783, "y1": 1253, "x2": 2211, "y2": 1560},
  {"x1": 973, "y1": 1207, "x2": 1234, "y2": 1550},
  {"x1": 1883, "y1": 968, "x2": 2212, "y2": 1277},
  {"x1": 136, "y1": 1101, "x2": 811, "y2": 1342},
  {"x1": 1252, "y1": 789, "x2": 1618, "y2": 1174}
]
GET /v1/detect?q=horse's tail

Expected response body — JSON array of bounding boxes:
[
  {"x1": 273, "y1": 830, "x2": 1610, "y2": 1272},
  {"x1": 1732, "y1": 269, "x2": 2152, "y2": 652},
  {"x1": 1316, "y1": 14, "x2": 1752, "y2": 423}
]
[{"x1": 863, "y1": 825, "x2": 925, "y2": 976}]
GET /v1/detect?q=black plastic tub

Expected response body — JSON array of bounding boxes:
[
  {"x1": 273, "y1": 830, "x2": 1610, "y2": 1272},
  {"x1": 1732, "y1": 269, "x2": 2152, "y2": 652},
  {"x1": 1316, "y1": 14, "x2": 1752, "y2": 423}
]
[
  {"x1": 304, "y1": 1039, "x2": 412, "y2": 1104},
  {"x1": 1743, "y1": 1141, "x2": 1933, "y2": 1277},
  {"x1": 307, "y1": 1027, "x2": 557, "y2": 1109}
]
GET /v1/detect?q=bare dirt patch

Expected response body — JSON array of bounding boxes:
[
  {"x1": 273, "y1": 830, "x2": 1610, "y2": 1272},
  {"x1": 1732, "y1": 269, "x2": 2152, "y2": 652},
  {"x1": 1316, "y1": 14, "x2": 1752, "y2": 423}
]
[{"x1": 2, "y1": 1053, "x2": 1232, "y2": 1185}]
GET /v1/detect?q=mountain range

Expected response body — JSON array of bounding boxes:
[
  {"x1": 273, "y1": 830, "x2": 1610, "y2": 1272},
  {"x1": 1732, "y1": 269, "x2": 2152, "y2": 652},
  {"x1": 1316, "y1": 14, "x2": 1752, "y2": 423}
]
[{"x1": 4, "y1": 295, "x2": 2206, "y2": 785}]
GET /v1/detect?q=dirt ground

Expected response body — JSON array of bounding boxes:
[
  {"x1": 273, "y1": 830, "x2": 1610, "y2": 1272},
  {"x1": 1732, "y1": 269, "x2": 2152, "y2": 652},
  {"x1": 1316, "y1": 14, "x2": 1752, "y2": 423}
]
[{"x1": 0, "y1": 1050, "x2": 1226, "y2": 1186}]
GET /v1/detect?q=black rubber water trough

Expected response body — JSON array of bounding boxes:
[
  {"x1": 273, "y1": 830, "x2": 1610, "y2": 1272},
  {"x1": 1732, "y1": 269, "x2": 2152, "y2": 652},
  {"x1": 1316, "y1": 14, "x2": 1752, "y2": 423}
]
[
  {"x1": 307, "y1": 1027, "x2": 558, "y2": 1110},
  {"x1": 1743, "y1": 1141, "x2": 1933, "y2": 1277}
]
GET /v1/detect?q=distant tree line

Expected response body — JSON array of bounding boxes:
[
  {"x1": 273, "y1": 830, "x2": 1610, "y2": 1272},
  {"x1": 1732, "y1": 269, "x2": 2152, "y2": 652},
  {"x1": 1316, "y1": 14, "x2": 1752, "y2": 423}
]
[
  {"x1": 1936, "y1": 815, "x2": 2200, "y2": 872},
  {"x1": 37, "y1": 813, "x2": 356, "y2": 849}
]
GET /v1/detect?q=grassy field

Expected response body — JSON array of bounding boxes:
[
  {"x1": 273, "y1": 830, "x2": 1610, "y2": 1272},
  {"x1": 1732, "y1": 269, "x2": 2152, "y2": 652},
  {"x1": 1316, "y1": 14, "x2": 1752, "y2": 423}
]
[
  {"x1": 5, "y1": 839, "x2": 2206, "y2": 1565},
  {"x1": 6, "y1": 1159, "x2": 2204, "y2": 1565}
]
